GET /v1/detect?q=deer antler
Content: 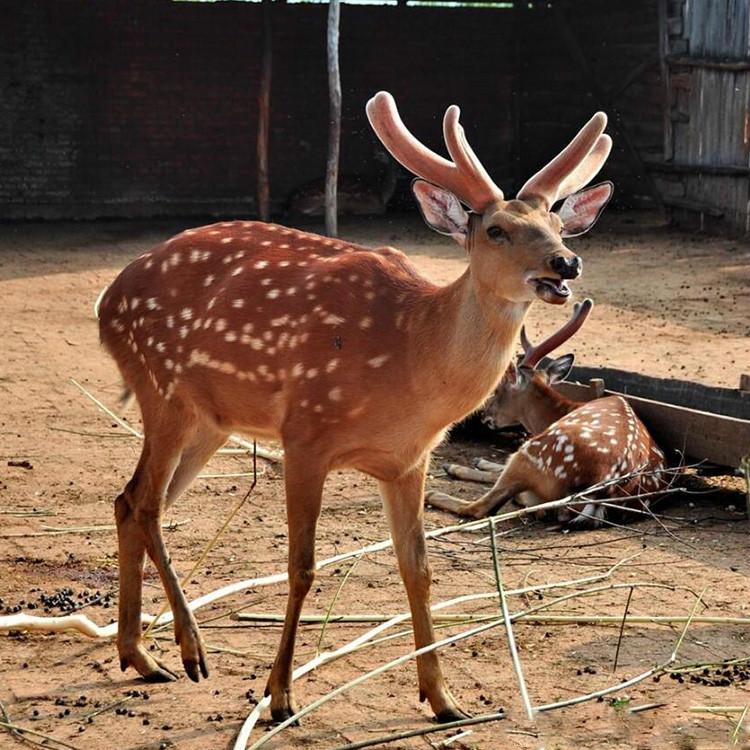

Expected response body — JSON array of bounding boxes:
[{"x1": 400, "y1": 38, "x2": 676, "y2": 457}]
[
  {"x1": 366, "y1": 91, "x2": 503, "y2": 212},
  {"x1": 520, "y1": 298, "x2": 593, "y2": 369},
  {"x1": 517, "y1": 114, "x2": 611, "y2": 209}
]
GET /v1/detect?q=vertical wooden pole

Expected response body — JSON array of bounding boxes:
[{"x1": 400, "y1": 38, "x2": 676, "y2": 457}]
[
  {"x1": 256, "y1": 0, "x2": 272, "y2": 221},
  {"x1": 325, "y1": 0, "x2": 341, "y2": 237},
  {"x1": 657, "y1": 0, "x2": 673, "y2": 162}
]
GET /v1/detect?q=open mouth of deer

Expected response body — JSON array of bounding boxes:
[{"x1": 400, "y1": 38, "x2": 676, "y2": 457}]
[{"x1": 528, "y1": 275, "x2": 571, "y2": 304}]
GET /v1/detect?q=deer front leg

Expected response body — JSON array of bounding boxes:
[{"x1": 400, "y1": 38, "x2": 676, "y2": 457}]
[
  {"x1": 265, "y1": 454, "x2": 326, "y2": 723},
  {"x1": 425, "y1": 479, "x2": 523, "y2": 519},
  {"x1": 379, "y1": 457, "x2": 468, "y2": 722}
]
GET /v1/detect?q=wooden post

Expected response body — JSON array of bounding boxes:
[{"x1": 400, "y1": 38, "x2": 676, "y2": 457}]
[
  {"x1": 256, "y1": 0, "x2": 272, "y2": 221},
  {"x1": 325, "y1": 0, "x2": 342, "y2": 238},
  {"x1": 657, "y1": 0, "x2": 674, "y2": 162}
]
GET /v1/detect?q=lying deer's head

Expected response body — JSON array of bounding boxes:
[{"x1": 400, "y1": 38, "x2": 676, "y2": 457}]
[
  {"x1": 483, "y1": 299, "x2": 593, "y2": 432},
  {"x1": 367, "y1": 93, "x2": 612, "y2": 305}
]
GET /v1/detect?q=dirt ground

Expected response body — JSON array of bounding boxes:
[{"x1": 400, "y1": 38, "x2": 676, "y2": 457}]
[{"x1": 0, "y1": 211, "x2": 749, "y2": 750}]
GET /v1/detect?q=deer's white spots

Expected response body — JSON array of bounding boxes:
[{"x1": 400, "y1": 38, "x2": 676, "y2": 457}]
[
  {"x1": 305, "y1": 281, "x2": 316, "y2": 291},
  {"x1": 242, "y1": 322, "x2": 254, "y2": 333},
  {"x1": 297, "y1": 260, "x2": 308, "y2": 267},
  {"x1": 262, "y1": 330, "x2": 274, "y2": 342},
  {"x1": 314, "y1": 404, "x2": 324, "y2": 413},
  {"x1": 161, "y1": 260, "x2": 170, "y2": 274},
  {"x1": 267, "y1": 289, "x2": 281, "y2": 299},
  {"x1": 279, "y1": 260, "x2": 290, "y2": 266},
  {"x1": 192, "y1": 318, "x2": 202, "y2": 330},
  {"x1": 209, "y1": 230, "x2": 220, "y2": 236},
  {"x1": 215, "y1": 319, "x2": 227, "y2": 332},
  {"x1": 271, "y1": 315, "x2": 289, "y2": 327},
  {"x1": 144, "y1": 259, "x2": 154, "y2": 270},
  {"x1": 130, "y1": 297, "x2": 140, "y2": 311},
  {"x1": 165, "y1": 359, "x2": 174, "y2": 370},
  {"x1": 232, "y1": 299, "x2": 245, "y2": 308},
  {"x1": 554, "y1": 465, "x2": 567, "y2": 479},
  {"x1": 563, "y1": 454, "x2": 575, "y2": 463},
  {"x1": 367, "y1": 354, "x2": 390, "y2": 368},
  {"x1": 306, "y1": 368, "x2": 319, "y2": 379},
  {"x1": 285, "y1": 287, "x2": 297, "y2": 296},
  {"x1": 179, "y1": 326, "x2": 189, "y2": 339},
  {"x1": 254, "y1": 260, "x2": 270, "y2": 269},
  {"x1": 292, "y1": 363, "x2": 304, "y2": 378},
  {"x1": 156, "y1": 342, "x2": 166, "y2": 353},
  {"x1": 323, "y1": 314, "x2": 345, "y2": 325},
  {"x1": 179, "y1": 308, "x2": 192, "y2": 321},
  {"x1": 359, "y1": 316, "x2": 372, "y2": 330},
  {"x1": 260, "y1": 278, "x2": 272, "y2": 287},
  {"x1": 260, "y1": 241, "x2": 272, "y2": 248},
  {"x1": 146, "y1": 336, "x2": 154, "y2": 347},
  {"x1": 130, "y1": 341, "x2": 139, "y2": 353},
  {"x1": 300, "y1": 399, "x2": 309, "y2": 408},
  {"x1": 220, "y1": 237, "x2": 233, "y2": 244},
  {"x1": 564, "y1": 444, "x2": 574, "y2": 454},
  {"x1": 203, "y1": 318, "x2": 212, "y2": 329},
  {"x1": 365, "y1": 291, "x2": 376, "y2": 300},
  {"x1": 326, "y1": 358, "x2": 339, "y2": 373},
  {"x1": 231, "y1": 266, "x2": 243, "y2": 276},
  {"x1": 225, "y1": 331, "x2": 237, "y2": 342},
  {"x1": 609, "y1": 438, "x2": 617, "y2": 445},
  {"x1": 222, "y1": 255, "x2": 233, "y2": 264},
  {"x1": 202, "y1": 274, "x2": 215, "y2": 287},
  {"x1": 146, "y1": 297, "x2": 159, "y2": 311}
]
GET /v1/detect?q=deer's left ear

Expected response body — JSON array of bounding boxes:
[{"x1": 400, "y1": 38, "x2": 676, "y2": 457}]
[
  {"x1": 558, "y1": 181, "x2": 613, "y2": 238},
  {"x1": 544, "y1": 353, "x2": 575, "y2": 384}
]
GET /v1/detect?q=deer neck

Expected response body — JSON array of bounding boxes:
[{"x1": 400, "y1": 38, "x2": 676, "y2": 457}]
[
  {"x1": 412, "y1": 269, "x2": 529, "y2": 428},
  {"x1": 520, "y1": 381, "x2": 579, "y2": 435}
]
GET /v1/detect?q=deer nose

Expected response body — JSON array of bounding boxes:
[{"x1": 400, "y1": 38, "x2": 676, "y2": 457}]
[{"x1": 550, "y1": 254, "x2": 582, "y2": 279}]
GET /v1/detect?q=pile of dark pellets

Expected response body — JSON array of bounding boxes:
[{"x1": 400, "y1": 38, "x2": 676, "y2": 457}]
[
  {"x1": 0, "y1": 587, "x2": 113, "y2": 615},
  {"x1": 656, "y1": 663, "x2": 750, "y2": 687}
]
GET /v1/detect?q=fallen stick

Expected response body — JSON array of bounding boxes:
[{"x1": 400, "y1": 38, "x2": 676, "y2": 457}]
[
  {"x1": 328, "y1": 711, "x2": 506, "y2": 750},
  {"x1": 442, "y1": 464, "x2": 498, "y2": 484}
]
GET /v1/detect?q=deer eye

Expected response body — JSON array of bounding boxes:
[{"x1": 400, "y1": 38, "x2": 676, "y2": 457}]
[{"x1": 487, "y1": 226, "x2": 510, "y2": 243}]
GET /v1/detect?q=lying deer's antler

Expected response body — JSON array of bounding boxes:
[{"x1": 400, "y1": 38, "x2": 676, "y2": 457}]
[{"x1": 520, "y1": 298, "x2": 594, "y2": 369}]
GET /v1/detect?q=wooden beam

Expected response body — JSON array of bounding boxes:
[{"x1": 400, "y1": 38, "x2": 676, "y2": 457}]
[
  {"x1": 325, "y1": 0, "x2": 342, "y2": 238},
  {"x1": 667, "y1": 55, "x2": 750, "y2": 72},
  {"x1": 569, "y1": 366, "x2": 750, "y2": 420},
  {"x1": 606, "y1": 54, "x2": 659, "y2": 100},
  {"x1": 662, "y1": 195, "x2": 724, "y2": 217},
  {"x1": 556, "y1": 382, "x2": 750, "y2": 469},
  {"x1": 645, "y1": 158, "x2": 750, "y2": 176},
  {"x1": 256, "y1": 0, "x2": 272, "y2": 222}
]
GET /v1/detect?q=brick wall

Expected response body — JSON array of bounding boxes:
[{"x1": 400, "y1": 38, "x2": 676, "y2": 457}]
[{"x1": 1, "y1": 0, "x2": 661, "y2": 219}]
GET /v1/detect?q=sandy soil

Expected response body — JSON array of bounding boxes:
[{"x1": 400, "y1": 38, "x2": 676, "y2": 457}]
[{"x1": 0, "y1": 212, "x2": 749, "y2": 750}]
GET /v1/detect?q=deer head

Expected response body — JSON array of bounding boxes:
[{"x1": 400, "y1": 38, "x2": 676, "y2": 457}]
[
  {"x1": 483, "y1": 299, "x2": 593, "y2": 432},
  {"x1": 366, "y1": 92, "x2": 612, "y2": 306}
]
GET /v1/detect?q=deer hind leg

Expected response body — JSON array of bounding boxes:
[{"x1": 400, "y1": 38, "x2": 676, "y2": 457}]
[
  {"x1": 265, "y1": 448, "x2": 327, "y2": 722},
  {"x1": 116, "y1": 406, "x2": 221, "y2": 684},
  {"x1": 426, "y1": 457, "x2": 527, "y2": 519},
  {"x1": 380, "y1": 456, "x2": 468, "y2": 723}
]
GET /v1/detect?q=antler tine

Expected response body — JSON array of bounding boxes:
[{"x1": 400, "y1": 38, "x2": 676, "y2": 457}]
[
  {"x1": 517, "y1": 112, "x2": 608, "y2": 209},
  {"x1": 443, "y1": 106, "x2": 504, "y2": 210},
  {"x1": 555, "y1": 134, "x2": 612, "y2": 200},
  {"x1": 520, "y1": 298, "x2": 594, "y2": 369},
  {"x1": 366, "y1": 91, "x2": 502, "y2": 212}
]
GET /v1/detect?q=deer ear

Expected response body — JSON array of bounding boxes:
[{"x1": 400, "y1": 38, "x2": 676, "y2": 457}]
[
  {"x1": 412, "y1": 179, "x2": 469, "y2": 247},
  {"x1": 558, "y1": 182, "x2": 613, "y2": 238},
  {"x1": 544, "y1": 353, "x2": 575, "y2": 384}
]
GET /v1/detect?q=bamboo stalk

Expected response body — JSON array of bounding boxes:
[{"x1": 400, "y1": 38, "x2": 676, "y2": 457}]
[
  {"x1": 489, "y1": 519, "x2": 534, "y2": 721},
  {"x1": 328, "y1": 711, "x2": 505, "y2": 750}
]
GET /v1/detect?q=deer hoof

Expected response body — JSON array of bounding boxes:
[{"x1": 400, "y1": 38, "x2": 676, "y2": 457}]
[
  {"x1": 435, "y1": 705, "x2": 471, "y2": 723},
  {"x1": 119, "y1": 643, "x2": 179, "y2": 682}
]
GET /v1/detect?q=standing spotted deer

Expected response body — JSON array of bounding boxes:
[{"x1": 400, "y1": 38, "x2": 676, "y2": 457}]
[
  {"x1": 427, "y1": 300, "x2": 666, "y2": 525},
  {"x1": 97, "y1": 91, "x2": 613, "y2": 722}
]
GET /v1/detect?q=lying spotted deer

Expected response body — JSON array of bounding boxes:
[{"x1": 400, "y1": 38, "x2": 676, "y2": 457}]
[
  {"x1": 426, "y1": 300, "x2": 666, "y2": 525},
  {"x1": 97, "y1": 91, "x2": 613, "y2": 722}
]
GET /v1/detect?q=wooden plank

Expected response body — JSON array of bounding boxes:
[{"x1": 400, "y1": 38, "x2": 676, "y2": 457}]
[
  {"x1": 668, "y1": 56, "x2": 750, "y2": 72},
  {"x1": 644, "y1": 159, "x2": 750, "y2": 176},
  {"x1": 324, "y1": 0, "x2": 341, "y2": 238},
  {"x1": 569, "y1": 365, "x2": 750, "y2": 420},
  {"x1": 662, "y1": 195, "x2": 724, "y2": 216},
  {"x1": 256, "y1": 0, "x2": 272, "y2": 222},
  {"x1": 657, "y1": 0, "x2": 674, "y2": 161},
  {"x1": 556, "y1": 382, "x2": 750, "y2": 468}
]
